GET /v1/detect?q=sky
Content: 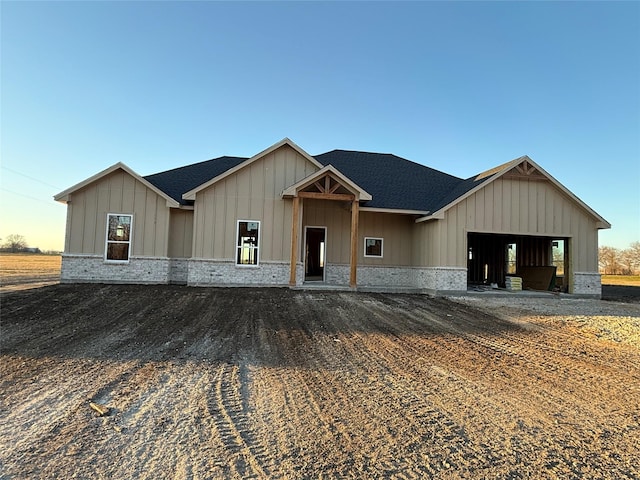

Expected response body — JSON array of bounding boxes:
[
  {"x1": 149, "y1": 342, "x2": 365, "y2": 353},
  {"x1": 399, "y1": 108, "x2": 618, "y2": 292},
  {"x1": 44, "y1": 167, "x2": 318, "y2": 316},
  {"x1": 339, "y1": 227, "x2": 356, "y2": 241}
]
[{"x1": 1, "y1": 1, "x2": 639, "y2": 252}]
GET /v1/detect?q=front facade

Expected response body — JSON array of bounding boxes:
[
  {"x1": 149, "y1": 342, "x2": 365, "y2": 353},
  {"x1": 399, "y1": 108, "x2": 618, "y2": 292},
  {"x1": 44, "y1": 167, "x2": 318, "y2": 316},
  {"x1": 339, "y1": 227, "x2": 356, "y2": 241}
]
[{"x1": 55, "y1": 139, "x2": 610, "y2": 297}]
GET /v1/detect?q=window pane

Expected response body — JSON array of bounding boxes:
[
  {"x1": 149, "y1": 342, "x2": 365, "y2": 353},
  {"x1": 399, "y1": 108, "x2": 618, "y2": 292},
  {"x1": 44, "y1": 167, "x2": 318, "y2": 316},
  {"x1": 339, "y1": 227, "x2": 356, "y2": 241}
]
[
  {"x1": 552, "y1": 239, "x2": 565, "y2": 276},
  {"x1": 236, "y1": 221, "x2": 260, "y2": 265},
  {"x1": 107, "y1": 243, "x2": 129, "y2": 261},
  {"x1": 237, "y1": 222, "x2": 258, "y2": 247},
  {"x1": 365, "y1": 238, "x2": 383, "y2": 257},
  {"x1": 506, "y1": 243, "x2": 517, "y2": 274},
  {"x1": 237, "y1": 246, "x2": 258, "y2": 265},
  {"x1": 108, "y1": 215, "x2": 131, "y2": 241}
]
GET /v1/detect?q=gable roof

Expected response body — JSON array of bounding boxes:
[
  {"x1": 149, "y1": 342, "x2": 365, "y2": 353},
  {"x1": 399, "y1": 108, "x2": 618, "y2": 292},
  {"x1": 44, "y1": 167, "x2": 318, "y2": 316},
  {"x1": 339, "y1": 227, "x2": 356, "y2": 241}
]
[
  {"x1": 182, "y1": 138, "x2": 323, "y2": 201},
  {"x1": 64, "y1": 141, "x2": 608, "y2": 230},
  {"x1": 281, "y1": 164, "x2": 372, "y2": 201},
  {"x1": 54, "y1": 162, "x2": 180, "y2": 207},
  {"x1": 416, "y1": 155, "x2": 611, "y2": 228}
]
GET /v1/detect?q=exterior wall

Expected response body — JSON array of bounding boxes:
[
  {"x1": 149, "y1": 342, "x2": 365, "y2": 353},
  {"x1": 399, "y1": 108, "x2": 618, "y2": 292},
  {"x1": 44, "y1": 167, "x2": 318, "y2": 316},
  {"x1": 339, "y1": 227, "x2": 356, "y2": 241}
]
[
  {"x1": 192, "y1": 144, "x2": 318, "y2": 262},
  {"x1": 187, "y1": 259, "x2": 298, "y2": 286},
  {"x1": 434, "y1": 177, "x2": 600, "y2": 272},
  {"x1": 358, "y1": 212, "x2": 413, "y2": 266},
  {"x1": 414, "y1": 267, "x2": 467, "y2": 294},
  {"x1": 169, "y1": 258, "x2": 189, "y2": 284},
  {"x1": 324, "y1": 263, "x2": 466, "y2": 293},
  {"x1": 302, "y1": 200, "x2": 351, "y2": 264},
  {"x1": 168, "y1": 209, "x2": 193, "y2": 258},
  {"x1": 411, "y1": 220, "x2": 442, "y2": 267},
  {"x1": 573, "y1": 272, "x2": 602, "y2": 297},
  {"x1": 302, "y1": 201, "x2": 414, "y2": 266},
  {"x1": 61, "y1": 254, "x2": 170, "y2": 284},
  {"x1": 65, "y1": 169, "x2": 170, "y2": 258},
  {"x1": 327, "y1": 264, "x2": 414, "y2": 289}
]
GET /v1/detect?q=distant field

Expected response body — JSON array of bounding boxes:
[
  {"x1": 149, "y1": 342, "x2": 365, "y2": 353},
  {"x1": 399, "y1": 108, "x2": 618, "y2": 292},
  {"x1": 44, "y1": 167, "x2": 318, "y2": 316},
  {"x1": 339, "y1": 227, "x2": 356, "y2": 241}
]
[
  {"x1": 0, "y1": 253, "x2": 61, "y2": 291},
  {"x1": 601, "y1": 275, "x2": 640, "y2": 286}
]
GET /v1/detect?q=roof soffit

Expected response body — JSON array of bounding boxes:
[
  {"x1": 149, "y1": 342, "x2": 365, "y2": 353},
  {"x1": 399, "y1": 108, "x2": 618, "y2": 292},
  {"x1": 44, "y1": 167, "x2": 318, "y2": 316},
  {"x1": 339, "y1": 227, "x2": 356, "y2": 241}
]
[{"x1": 182, "y1": 138, "x2": 323, "y2": 201}]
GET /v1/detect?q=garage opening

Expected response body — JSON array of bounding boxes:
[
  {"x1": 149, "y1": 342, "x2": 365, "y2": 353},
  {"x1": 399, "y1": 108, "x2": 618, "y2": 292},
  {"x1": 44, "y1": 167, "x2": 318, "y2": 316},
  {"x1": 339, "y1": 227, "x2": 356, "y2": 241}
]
[{"x1": 467, "y1": 233, "x2": 568, "y2": 292}]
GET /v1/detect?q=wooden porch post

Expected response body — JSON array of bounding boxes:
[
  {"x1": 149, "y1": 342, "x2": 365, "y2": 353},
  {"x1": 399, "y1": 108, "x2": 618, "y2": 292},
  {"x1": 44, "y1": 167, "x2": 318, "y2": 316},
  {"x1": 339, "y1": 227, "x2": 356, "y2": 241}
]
[
  {"x1": 289, "y1": 196, "x2": 300, "y2": 286},
  {"x1": 349, "y1": 199, "x2": 359, "y2": 288}
]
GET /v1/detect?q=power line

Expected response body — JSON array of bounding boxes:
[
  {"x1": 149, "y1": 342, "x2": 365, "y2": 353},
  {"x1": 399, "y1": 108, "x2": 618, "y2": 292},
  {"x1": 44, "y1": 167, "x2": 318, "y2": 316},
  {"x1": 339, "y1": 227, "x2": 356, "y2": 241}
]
[
  {"x1": 0, "y1": 165, "x2": 62, "y2": 190},
  {"x1": 0, "y1": 187, "x2": 61, "y2": 206}
]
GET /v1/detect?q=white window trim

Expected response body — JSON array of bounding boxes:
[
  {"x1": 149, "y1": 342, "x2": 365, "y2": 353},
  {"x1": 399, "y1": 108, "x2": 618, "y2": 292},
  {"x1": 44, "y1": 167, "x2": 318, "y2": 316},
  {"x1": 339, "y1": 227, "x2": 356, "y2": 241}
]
[
  {"x1": 236, "y1": 219, "x2": 261, "y2": 267},
  {"x1": 105, "y1": 213, "x2": 133, "y2": 263},
  {"x1": 364, "y1": 237, "x2": 384, "y2": 258}
]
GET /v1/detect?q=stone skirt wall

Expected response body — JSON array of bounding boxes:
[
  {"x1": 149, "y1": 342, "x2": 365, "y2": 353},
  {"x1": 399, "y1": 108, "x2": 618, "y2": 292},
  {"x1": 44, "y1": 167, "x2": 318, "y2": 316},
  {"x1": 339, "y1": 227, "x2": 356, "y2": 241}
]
[
  {"x1": 61, "y1": 254, "x2": 170, "y2": 284},
  {"x1": 572, "y1": 272, "x2": 602, "y2": 297}
]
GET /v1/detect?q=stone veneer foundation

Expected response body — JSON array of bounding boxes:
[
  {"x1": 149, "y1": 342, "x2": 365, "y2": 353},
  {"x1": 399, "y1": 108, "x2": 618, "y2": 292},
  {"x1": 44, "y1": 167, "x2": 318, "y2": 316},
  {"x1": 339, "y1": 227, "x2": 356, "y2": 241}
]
[
  {"x1": 61, "y1": 254, "x2": 170, "y2": 284},
  {"x1": 572, "y1": 272, "x2": 602, "y2": 297},
  {"x1": 324, "y1": 264, "x2": 467, "y2": 294},
  {"x1": 187, "y1": 259, "x2": 301, "y2": 287},
  {"x1": 61, "y1": 255, "x2": 602, "y2": 298}
]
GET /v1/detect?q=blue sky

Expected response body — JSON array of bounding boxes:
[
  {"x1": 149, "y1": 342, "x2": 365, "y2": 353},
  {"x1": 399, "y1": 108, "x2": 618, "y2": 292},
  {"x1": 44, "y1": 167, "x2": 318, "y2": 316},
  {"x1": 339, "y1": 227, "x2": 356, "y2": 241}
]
[{"x1": 1, "y1": 1, "x2": 638, "y2": 251}]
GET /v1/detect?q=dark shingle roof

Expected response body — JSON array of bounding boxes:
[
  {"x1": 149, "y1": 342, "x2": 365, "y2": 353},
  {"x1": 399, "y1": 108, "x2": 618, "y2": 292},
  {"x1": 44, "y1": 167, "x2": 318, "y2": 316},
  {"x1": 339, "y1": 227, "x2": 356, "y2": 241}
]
[
  {"x1": 143, "y1": 149, "x2": 495, "y2": 213},
  {"x1": 314, "y1": 150, "x2": 472, "y2": 212},
  {"x1": 144, "y1": 156, "x2": 247, "y2": 205},
  {"x1": 427, "y1": 175, "x2": 491, "y2": 213}
]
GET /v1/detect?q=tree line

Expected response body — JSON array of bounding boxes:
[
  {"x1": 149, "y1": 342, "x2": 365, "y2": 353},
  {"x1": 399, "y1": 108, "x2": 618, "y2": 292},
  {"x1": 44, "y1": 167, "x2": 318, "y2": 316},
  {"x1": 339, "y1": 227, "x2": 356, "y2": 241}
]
[
  {"x1": 599, "y1": 242, "x2": 640, "y2": 275},
  {"x1": 0, "y1": 234, "x2": 50, "y2": 254}
]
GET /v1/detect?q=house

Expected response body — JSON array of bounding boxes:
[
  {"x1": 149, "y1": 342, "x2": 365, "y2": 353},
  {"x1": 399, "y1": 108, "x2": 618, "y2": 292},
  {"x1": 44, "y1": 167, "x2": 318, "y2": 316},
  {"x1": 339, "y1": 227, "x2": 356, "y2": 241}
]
[{"x1": 54, "y1": 138, "x2": 610, "y2": 296}]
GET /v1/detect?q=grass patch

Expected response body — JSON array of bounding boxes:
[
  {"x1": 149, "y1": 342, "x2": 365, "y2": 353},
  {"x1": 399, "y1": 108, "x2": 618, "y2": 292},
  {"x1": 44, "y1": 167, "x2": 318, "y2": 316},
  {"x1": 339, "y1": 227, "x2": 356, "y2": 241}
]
[
  {"x1": 601, "y1": 275, "x2": 640, "y2": 286},
  {"x1": 0, "y1": 253, "x2": 61, "y2": 281}
]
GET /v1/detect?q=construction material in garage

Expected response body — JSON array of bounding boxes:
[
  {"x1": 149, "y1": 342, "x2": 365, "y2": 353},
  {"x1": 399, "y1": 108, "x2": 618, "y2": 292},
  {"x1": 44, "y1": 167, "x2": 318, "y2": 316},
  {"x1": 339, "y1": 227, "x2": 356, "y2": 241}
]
[
  {"x1": 505, "y1": 276, "x2": 522, "y2": 291},
  {"x1": 519, "y1": 266, "x2": 557, "y2": 291}
]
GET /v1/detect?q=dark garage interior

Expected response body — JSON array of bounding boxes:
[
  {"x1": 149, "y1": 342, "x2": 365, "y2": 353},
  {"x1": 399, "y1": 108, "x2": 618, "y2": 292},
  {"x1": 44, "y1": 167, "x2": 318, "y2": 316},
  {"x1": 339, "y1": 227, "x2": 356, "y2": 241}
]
[{"x1": 467, "y1": 233, "x2": 568, "y2": 292}]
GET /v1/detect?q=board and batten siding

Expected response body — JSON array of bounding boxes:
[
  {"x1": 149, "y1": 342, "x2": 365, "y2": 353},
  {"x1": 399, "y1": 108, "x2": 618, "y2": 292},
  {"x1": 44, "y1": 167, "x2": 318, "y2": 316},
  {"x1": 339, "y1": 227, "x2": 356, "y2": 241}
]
[
  {"x1": 168, "y1": 209, "x2": 194, "y2": 258},
  {"x1": 359, "y1": 212, "x2": 413, "y2": 266},
  {"x1": 413, "y1": 177, "x2": 599, "y2": 272},
  {"x1": 302, "y1": 200, "x2": 351, "y2": 264},
  {"x1": 192, "y1": 145, "x2": 318, "y2": 261},
  {"x1": 302, "y1": 201, "x2": 413, "y2": 266},
  {"x1": 65, "y1": 169, "x2": 170, "y2": 257}
]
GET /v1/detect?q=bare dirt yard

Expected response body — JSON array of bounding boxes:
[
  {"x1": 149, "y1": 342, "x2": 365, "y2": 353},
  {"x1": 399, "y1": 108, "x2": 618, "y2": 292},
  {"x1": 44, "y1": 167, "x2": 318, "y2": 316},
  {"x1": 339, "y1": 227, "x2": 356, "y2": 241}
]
[{"x1": 1, "y1": 284, "x2": 639, "y2": 479}]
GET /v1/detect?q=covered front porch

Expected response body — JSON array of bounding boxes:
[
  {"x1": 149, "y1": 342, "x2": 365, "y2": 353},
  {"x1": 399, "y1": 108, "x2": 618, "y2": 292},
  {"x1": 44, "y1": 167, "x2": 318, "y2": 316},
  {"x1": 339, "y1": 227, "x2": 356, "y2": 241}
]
[{"x1": 282, "y1": 165, "x2": 372, "y2": 289}]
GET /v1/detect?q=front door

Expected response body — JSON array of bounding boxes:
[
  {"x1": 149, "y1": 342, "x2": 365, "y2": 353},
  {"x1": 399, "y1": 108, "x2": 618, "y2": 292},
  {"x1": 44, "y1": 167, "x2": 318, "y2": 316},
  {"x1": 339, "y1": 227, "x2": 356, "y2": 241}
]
[{"x1": 305, "y1": 227, "x2": 326, "y2": 282}]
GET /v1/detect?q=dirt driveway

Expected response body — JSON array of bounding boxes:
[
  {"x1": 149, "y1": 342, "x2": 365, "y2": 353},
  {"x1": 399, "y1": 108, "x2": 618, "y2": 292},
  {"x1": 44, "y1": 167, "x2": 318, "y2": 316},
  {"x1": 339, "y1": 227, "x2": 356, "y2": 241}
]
[{"x1": 1, "y1": 285, "x2": 639, "y2": 479}]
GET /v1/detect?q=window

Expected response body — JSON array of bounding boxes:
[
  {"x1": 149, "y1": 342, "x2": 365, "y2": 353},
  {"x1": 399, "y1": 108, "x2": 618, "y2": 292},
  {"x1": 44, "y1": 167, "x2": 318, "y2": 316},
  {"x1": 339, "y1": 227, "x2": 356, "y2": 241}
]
[
  {"x1": 506, "y1": 243, "x2": 517, "y2": 274},
  {"x1": 364, "y1": 237, "x2": 383, "y2": 258},
  {"x1": 236, "y1": 220, "x2": 260, "y2": 265},
  {"x1": 106, "y1": 214, "x2": 132, "y2": 262},
  {"x1": 551, "y1": 239, "x2": 565, "y2": 276}
]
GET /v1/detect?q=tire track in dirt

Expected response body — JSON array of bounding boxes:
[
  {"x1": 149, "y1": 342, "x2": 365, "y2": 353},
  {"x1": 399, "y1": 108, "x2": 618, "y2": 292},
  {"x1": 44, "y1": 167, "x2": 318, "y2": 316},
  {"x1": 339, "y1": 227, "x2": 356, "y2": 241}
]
[
  {"x1": 205, "y1": 362, "x2": 272, "y2": 479},
  {"x1": 246, "y1": 294, "x2": 479, "y2": 477},
  {"x1": 2, "y1": 286, "x2": 639, "y2": 479},
  {"x1": 328, "y1": 294, "x2": 636, "y2": 477},
  {"x1": 392, "y1": 295, "x2": 638, "y2": 421}
]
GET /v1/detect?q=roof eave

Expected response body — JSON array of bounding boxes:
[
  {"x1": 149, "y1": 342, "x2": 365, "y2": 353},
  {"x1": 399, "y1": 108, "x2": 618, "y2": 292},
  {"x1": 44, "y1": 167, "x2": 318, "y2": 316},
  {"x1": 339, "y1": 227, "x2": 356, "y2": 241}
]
[
  {"x1": 416, "y1": 155, "x2": 611, "y2": 228},
  {"x1": 415, "y1": 211, "x2": 445, "y2": 223},
  {"x1": 183, "y1": 138, "x2": 324, "y2": 201},
  {"x1": 360, "y1": 207, "x2": 429, "y2": 216},
  {"x1": 54, "y1": 162, "x2": 179, "y2": 207}
]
